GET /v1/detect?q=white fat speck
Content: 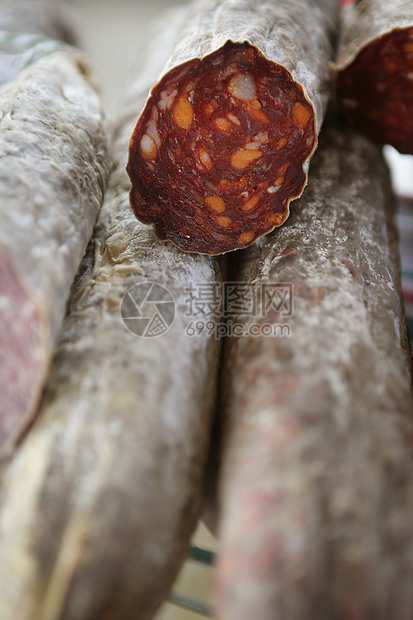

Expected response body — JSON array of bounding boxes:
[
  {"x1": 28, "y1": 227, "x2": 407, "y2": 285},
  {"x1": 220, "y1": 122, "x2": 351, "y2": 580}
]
[
  {"x1": 158, "y1": 87, "x2": 178, "y2": 111},
  {"x1": 145, "y1": 119, "x2": 161, "y2": 147},
  {"x1": 228, "y1": 73, "x2": 257, "y2": 101},
  {"x1": 255, "y1": 131, "x2": 268, "y2": 142},
  {"x1": 140, "y1": 134, "x2": 155, "y2": 156},
  {"x1": 267, "y1": 185, "x2": 281, "y2": 194}
]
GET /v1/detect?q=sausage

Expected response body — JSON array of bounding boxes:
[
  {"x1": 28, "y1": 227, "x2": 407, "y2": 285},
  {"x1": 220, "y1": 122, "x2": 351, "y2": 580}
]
[
  {"x1": 213, "y1": 119, "x2": 413, "y2": 620},
  {"x1": 0, "y1": 41, "x2": 111, "y2": 457},
  {"x1": 0, "y1": 7, "x2": 224, "y2": 620},
  {"x1": 334, "y1": 0, "x2": 413, "y2": 154},
  {"x1": 127, "y1": 0, "x2": 340, "y2": 255}
]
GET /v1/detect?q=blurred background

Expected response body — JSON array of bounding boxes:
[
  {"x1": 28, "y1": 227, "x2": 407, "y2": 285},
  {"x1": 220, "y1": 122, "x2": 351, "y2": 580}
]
[{"x1": 70, "y1": 0, "x2": 190, "y2": 116}]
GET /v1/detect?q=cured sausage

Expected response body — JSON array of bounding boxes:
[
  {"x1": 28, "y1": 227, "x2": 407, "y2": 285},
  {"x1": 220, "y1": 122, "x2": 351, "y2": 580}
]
[
  {"x1": 334, "y1": 0, "x2": 413, "y2": 154},
  {"x1": 213, "y1": 120, "x2": 413, "y2": 620},
  {"x1": 0, "y1": 40, "x2": 111, "y2": 456},
  {"x1": 127, "y1": 0, "x2": 339, "y2": 255},
  {"x1": 0, "y1": 8, "x2": 224, "y2": 620}
]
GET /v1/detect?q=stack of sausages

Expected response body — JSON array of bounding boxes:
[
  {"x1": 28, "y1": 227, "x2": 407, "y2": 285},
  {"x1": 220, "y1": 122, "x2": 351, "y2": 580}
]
[{"x1": 0, "y1": 1, "x2": 412, "y2": 619}]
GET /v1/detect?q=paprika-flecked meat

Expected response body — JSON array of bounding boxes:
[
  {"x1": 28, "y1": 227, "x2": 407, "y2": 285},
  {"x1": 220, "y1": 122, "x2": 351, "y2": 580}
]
[{"x1": 127, "y1": 0, "x2": 340, "y2": 254}]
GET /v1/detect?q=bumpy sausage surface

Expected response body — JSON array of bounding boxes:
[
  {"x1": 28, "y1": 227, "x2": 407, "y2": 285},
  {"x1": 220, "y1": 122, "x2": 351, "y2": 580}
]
[
  {"x1": 213, "y1": 121, "x2": 413, "y2": 620},
  {"x1": 127, "y1": 0, "x2": 339, "y2": 254},
  {"x1": 0, "y1": 42, "x2": 110, "y2": 459}
]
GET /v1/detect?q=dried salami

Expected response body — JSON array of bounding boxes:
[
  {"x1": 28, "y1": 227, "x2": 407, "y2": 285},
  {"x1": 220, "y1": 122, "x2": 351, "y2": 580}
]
[
  {"x1": 127, "y1": 0, "x2": 339, "y2": 255},
  {"x1": 213, "y1": 121, "x2": 413, "y2": 619},
  {"x1": 0, "y1": 43, "x2": 111, "y2": 457},
  {"x1": 0, "y1": 8, "x2": 224, "y2": 620},
  {"x1": 334, "y1": 0, "x2": 413, "y2": 154}
]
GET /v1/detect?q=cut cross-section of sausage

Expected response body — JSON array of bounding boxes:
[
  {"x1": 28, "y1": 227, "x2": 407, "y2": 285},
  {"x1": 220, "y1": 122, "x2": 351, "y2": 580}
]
[
  {"x1": 127, "y1": 0, "x2": 340, "y2": 255},
  {"x1": 128, "y1": 43, "x2": 315, "y2": 254},
  {"x1": 334, "y1": 0, "x2": 413, "y2": 154}
]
